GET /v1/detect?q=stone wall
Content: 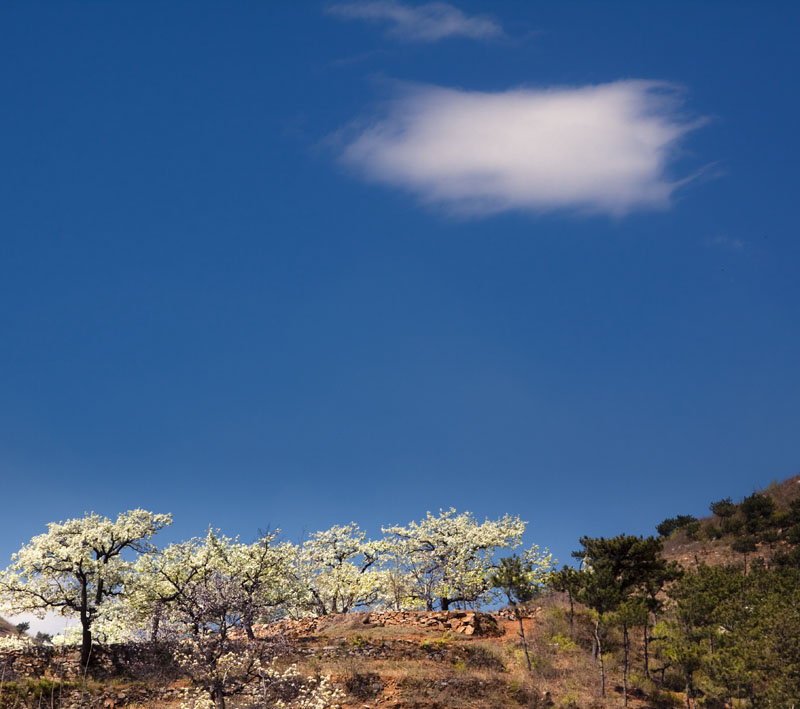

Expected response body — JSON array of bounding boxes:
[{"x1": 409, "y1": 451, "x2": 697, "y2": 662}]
[
  {"x1": 0, "y1": 643, "x2": 178, "y2": 682},
  {"x1": 0, "y1": 646, "x2": 71, "y2": 679},
  {"x1": 258, "y1": 609, "x2": 502, "y2": 638},
  {"x1": 495, "y1": 604, "x2": 542, "y2": 621}
]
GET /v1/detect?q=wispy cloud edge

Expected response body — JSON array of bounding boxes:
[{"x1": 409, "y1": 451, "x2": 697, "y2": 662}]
[{"x1": 327, "y1": 0, "x2": 502, "y2": 42}]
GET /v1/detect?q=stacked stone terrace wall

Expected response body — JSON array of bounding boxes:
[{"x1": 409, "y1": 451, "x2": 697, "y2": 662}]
[
  {"x1": 260, "y1": 609, "x2": 502, "y2": 638},
  {"x1": 0, "y1": 645, "x2": 55, "y2": 679},
  {"x1": 0, "y1": 643, "x2": 178, "y2": 682}
]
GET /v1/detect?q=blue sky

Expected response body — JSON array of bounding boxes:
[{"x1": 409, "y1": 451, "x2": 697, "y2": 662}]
[{"x1": 1, "y1": 0, "x2": 799, "y2": 580}]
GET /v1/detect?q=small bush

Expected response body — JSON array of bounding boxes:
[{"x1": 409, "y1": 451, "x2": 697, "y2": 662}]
[
  {"x1": 722, "y1": 517, "x2": 744, "y2": 535},
  {"x1": 530, "y1": 653, "x2": 558, "y2": 680},
  {"x1": 657, "y1": 515, "x2": 698, "y2": 537},
  {"x1": 685, "y1": 520, "x2": 702, "y2": 540},
  {"x1": 463, "y1": 643, "x2": 505, "y2": 670},
  {"x1": 549, "y1": 632, "x2": 578, "y2": 652},
  {"x1": 557, "y1": 693, "x2": 581, "y2": 709},
  {"x1": 647, "y1": 686, "x2": 684, "y2": 708},
  {"x1": 507, "y1": 678, "x2": 548, "y2": 707},
  {"x1": 420, "y1": 632, "x2": 451, "y2": 651},
  {"x1": 342, "y1": 667, "x2": 382, "y2": 700},
  {"x1": 662, "y1": 668, "x2": 687, "y2": 692}
]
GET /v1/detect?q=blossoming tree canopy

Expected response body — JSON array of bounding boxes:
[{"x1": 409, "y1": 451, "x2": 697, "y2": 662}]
[
  {"x1": 131, "y1": 527, "x2": 296, "y2": 641},
  {"x1": 381, "y1": 509, "x2": 528, "y2": 610},
  {"x1": 0, "y1": 509, "x2": 171, "y2": 666},
  {"x1": 293, "y1": 522, "x2": 384, "y2": 616}
]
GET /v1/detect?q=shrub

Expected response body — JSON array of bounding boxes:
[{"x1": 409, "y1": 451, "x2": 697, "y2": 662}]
[
  {"x1": 685, "y1": 520, "x2": 702, "y2": 540},
  {"x1": 709, "y1": 498, "x2": 736, "y2": 520},
  {"x1": 741, "y1": 493, "x2": 776, "y2": 533},
  {"x1": 549, "y1": 632, "x2": 578, "y2": 652},
  {"x1": 657, "y1": 515, "x2": 698, "y2": 537},
  {"x1": 557, "y1": 693, "x2": 581, "y2": 709},
  {"x1": 342, "y1": 666, "x2": 382, "y2": 700},
  {"x1": 721, "y1": 517, "x2": 744, "y2": 535},
  {"x1": 463, "y1": 643, "x2": 504, "y2": 670}
]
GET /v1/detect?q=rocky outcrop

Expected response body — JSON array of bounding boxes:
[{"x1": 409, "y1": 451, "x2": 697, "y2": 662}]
[
  {"x1": 254, "y1": 609, "x2": 501, "y2": 638},
  {"x1": 495, "y1": 604, "x2": 542, "y2": 621},
  {"x1": 370, "y1": 610, "x2": 501, "y2": 636}
]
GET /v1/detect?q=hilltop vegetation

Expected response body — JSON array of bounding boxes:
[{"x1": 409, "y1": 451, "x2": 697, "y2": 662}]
[
  {"x1": 0, "y1": 476, "x2": 799, "y2": 708},
  {"x1": 660, "y1": 472, "x2": 800, "y2": 569}
]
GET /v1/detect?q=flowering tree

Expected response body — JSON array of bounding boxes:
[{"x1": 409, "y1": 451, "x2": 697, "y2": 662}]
[
  {"x1": 172, "y1": 574, "x2": 275, "y2": 709},
  {"x1": 0, "y1": 509, "x2": 171, "y2": 667},
  {"x1": 132, "y1": 529, "x2": 300, "y2": 708},
  {"x1": 291, "y1": 523, "x2": 383, "y2": 616},
  {"x1": 206, "y1": 531, "x2": 295, "y2": 638},
  {"x1": 382, "y1": 509, "x2": 526, "y2": 610},
  {"x1": 376, "y1": 567, "x2": 425, "y2": 611},
  {"x1": 131, "y1": 528, "x2": 295, "y2": 637}
]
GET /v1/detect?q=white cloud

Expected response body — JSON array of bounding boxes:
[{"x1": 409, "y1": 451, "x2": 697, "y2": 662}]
[
  {"x1": 328, "y1": 0, "x2": 502, "y2": 42},
  {"x1": 340, "y1": 80, "x2": 703, "y2": 216}
]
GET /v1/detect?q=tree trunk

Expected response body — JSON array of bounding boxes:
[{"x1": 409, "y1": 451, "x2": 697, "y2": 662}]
[
  {"x1": 594, "y1": 618, "x2": 605, "y2": 697},
  {"x1": 439, "y1": 597, "x2": 450, "y2": 611},
  {"x1": 150, "y1": 606, "x2": 161, "y2": 643},
  {"x1": 567, "y1": 591, "x2": 574, "y2": 633},
  {"x1": 622, "y1": 624, "x2": 629, "y2": 708},
  {"x1": 643, "y1": 620, "x2": 650, "y2": 679},
  {"x1": 514, "y1": 604, "x2": 532, "y2": 673},
  {"x1": 80, "y1": 621, "x2": 92, "y2": 669},
  {"x1": 211, "y1": 687, "x2": 225, "y2": 709},
  {"x1": 79, "y1": 577, "x2": 92, "y2": 669}
]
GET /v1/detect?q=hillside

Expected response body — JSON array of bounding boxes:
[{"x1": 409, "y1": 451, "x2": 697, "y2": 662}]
[
  {"x1": 661, "y1": 471, "x2": 800, "y2": 568},
  {"x1": 2, "y1": 473, "x2": 800, "y2": 708},
  {"x1": 245, "y1": 605, "x2": 655, "y2": 709},
  {"x1": 0, "y1": 616, "x2": 18, "y2": 637},
  {"x1": 0, "y1": 607, "x2": 657, "y2": 709}
]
